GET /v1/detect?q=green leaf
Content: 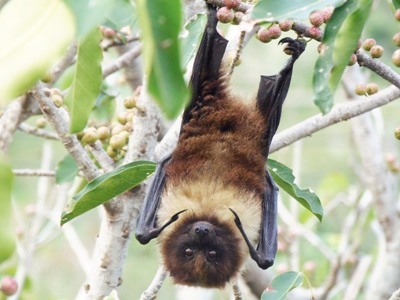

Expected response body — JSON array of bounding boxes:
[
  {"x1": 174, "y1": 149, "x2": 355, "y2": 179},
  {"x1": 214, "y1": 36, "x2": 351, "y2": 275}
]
[
  {"x1": 56, "y1": 155, "x2": 79, "y2": 184},
  {"x1": 393, "y1": 0, "x2": 400, "y2": 9},
  {"x1": 64, "y1": 0, "x2": 114, "y2": 38},
  {"x1": 0, "y1": 0, "x2": 75, "y2": 103},
  {"x1": 262, "y1": 272, "x2": 304, "y2": 300},
  {"x1": 64, "y1": 28, "x2": 103, "y2": 133},
  {"x1": 252, "y1": 0, "x2": 346, "y2": 21},
  {"x1": 137, "y1": 0, "x2": 189, "y2": 119},
  {"x1": 61, "y1": 160, "x2": 156, "y2": 225},
  {"x1": 313, "y1": 0, "x2": 372, "y2": 113},
  {"x1": 181, "y1": 13, "x2": 207, "y2": 69},
  {"x1": 268, "y1": 159, "x2": 323, "y2": 221},
  {"x1": 0, "y1": 156, "x2": 15, "y2": 261}
]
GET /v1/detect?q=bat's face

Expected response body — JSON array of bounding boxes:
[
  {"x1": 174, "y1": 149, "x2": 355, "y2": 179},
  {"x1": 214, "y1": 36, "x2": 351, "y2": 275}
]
[{"x1": 160, "y1": 215, "x2": 245, "y2": 288}]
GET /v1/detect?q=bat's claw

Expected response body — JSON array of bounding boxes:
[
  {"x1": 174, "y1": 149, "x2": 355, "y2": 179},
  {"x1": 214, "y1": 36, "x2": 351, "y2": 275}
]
[{"x1": 278, "y1": 37, "x2": 306, "y2": 59}]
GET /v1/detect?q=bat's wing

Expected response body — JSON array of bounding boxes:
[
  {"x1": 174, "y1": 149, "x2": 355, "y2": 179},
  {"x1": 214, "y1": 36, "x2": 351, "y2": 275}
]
[
  {"x1": 232, "y1": 38, "x2": 305, "y2": 268},
  {"x1": 257, "y1": 38, "x2": 306, "y2": 150},
  {"x1": 180, "y1": 3, "x2": 228, "y2": 130},
  {"x1": 136, "y1": 155, "x2": 187, "y2": 244},
  {"x1": 256, "y1": 38, "x2": 305, "y2": 268},
  {"x1": 136, "y1": 4, "x2": 226, "y2": 244}
]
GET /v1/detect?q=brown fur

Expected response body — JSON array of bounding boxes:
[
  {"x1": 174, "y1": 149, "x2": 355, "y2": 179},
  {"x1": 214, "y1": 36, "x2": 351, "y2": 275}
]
[
  {"x1": 161, "y1": 214, "x2": 244, "y2": 288},
  {"x1": 166, "y1": 78, "x2": 268, "y2": 196},
  {"x1": 157, "y1": 76, "x2": 268, "y2": 288}
]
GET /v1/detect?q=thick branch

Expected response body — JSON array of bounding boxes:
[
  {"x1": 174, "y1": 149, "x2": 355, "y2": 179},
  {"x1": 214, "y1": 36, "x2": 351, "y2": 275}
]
[{"x1": 270, "y1": 85, "x2": 400, "y2": 153}]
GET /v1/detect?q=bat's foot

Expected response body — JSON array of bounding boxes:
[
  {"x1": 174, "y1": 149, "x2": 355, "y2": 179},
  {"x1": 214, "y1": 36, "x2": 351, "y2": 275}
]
[{"x1": 278, "y1": 37, "x2": 306, "y2": 59}]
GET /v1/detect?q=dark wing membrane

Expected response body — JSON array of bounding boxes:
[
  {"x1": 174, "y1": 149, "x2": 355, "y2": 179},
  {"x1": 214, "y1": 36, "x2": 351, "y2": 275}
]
[
  {"x1": 256, "y1": 38, "x2": 306, "y2": 151},
  {"x1": 181, "y1": 3, "x2": 228, "y2": 130}
]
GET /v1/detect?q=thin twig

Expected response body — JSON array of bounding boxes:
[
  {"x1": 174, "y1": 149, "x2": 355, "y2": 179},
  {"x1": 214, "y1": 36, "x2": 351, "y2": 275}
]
[
  {"x1": 13, "y1": 169, "x2": 55, "y2": 177},
  {"x1": 102, "y1": 44, "x2": 142, "y2": 78},
  {"x1": 18, "y1": 123, "x2": 59, "y2": 140},
  {"x1": 140, "y1": 265, "x2": 168, "y2": 300}
]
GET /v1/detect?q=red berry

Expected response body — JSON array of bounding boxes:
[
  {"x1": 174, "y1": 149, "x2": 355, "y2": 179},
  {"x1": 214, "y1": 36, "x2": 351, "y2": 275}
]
[
  {"x1": 393, "y1": 32, "x2": 400, "y2": 47},
  {"x1": 279, "y1": 20, "x2": 294, "y2": 32},
  {"x1": 1, "y1": 276, "x2": 18, "y2": 296},
  {"x1": 224, "y1": 0, "x2": 241, "y2": 9},
  {"x1": 395, "y1": 9, "x2": 400, "y2": 21},
  {"x1": 322, "y1": 6, "x2": 334, "y2": 23},
  {"x1": 257, "y1": 28, "x2": 271, "y2": 43},
  {"x1": 217, "y1": 7, "x2": 234, "y2": 23},
  {"x1": 307, "y1": 26, "x2": 322, "y2": 40},
  {"x1": 267, "y1": 25, "x2": 281, "y2": 39},
  {"x1": 309, "y1": 11, "x2": 324, "y2": 27},
  {"x1": 348, "y1": 53, "x2": 357, "y2": 66}
]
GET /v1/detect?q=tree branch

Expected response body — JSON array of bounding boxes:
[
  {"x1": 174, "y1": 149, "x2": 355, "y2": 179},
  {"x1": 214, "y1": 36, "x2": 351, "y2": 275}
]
[
  {"x1": 13, "y1": 169, "x2": 55, "y2": 177},
  {"x1": 18, "y1": 123, "x2": 59, "y2": 140}
]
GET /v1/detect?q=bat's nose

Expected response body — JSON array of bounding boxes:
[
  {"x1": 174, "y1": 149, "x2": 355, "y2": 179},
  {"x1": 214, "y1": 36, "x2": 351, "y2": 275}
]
[{"x1": 192, "y1": 221, "x2": 214, "y2": 237}]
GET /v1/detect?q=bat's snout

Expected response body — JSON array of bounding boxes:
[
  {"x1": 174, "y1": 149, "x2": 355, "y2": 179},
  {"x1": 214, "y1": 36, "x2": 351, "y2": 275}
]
[{"x1": 191, "y1": 221, "x2": 215, "y2": 239}]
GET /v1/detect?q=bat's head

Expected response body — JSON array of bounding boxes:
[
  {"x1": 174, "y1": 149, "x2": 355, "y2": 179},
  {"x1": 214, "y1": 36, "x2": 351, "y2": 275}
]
[{"x1": 160, "y1": 214, "x2": 245, "y2": 288}]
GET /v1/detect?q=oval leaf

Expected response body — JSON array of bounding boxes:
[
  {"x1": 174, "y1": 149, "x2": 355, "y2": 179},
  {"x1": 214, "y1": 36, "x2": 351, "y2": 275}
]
[
  {"x1": 137, "y1": 0, "x2": 189, "y2": 119},
  {"x1": 313, "y1": 0, "x2": 372, "y2": 113},
  {"x1": 181, "y1": 13, "x2": 207, "y2": 68},
  {"x1": 252, "y1": 0, "x2": 346, "y2": 21},
  {"x1": 268, "y1": 159, "x2": 323, "y2": 221},
  {"x1": 56, "y1": 154, "x2": 79, "y2": 184},
  {"x1": 262, "y1": 272, "x2": 304, "y2": 300},
  {"x1": 64, "y1": 28, "x2": 103, "y2": 133},
  {"x1": 60, "y1": 160, "x2": 156, "y2": 225},
  {"x1": 0, "y1": 156, "x2": 15, "y2": 261},
  {"x1": 0, "y1": 0, "x2": 75, "y2": 102}
]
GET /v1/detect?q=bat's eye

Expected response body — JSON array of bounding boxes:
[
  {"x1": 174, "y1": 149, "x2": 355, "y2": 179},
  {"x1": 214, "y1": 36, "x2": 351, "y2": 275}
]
[
  {"x1": 185, "y1": 248, "x2": 194, "y2": 257},
  {"x1": 208, "y1": 250, "x2": 217, "y2": 259}
]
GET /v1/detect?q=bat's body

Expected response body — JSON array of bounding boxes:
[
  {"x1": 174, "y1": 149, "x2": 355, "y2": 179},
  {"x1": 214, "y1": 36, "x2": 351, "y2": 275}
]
[{"x1": 136, "y1": 3, "x2": 305, "y2": 289}]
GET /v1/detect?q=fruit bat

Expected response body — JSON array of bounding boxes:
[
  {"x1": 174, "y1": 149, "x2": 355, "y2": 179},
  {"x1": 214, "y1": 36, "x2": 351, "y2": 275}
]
[{"x1": 136, "y1": 3, "x2": 305, "y2": 289}]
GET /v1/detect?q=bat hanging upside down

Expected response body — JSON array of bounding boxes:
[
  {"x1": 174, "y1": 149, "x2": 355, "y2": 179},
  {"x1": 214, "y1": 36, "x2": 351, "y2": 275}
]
[{"x1": 136, "y1": 3, "x2": 305, "y2": 289}]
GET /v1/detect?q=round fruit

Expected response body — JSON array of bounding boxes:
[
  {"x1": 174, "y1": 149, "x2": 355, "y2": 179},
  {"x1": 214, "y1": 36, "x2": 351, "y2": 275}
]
[
  {"x1": 362, "y1": 38, "x2": 376, "y2": 51},
  {"x1": 370, "y1": 45, "x2": 384, "y2": 58},
  {"x1": 392, "y1": 49, "x2": 400, "y2": 67},
  {"x1": 217, "y1": 7, "x2": 234, "y2": 23},
  {"x1": 224, "y1": 0, "x2": 241, "y2": 9},
  {"x1": 309, "y1": 11, "x2": 324, "y2": 27}
]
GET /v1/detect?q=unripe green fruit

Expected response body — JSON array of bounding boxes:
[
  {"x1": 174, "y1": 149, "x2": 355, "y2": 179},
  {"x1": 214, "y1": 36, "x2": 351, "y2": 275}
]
[
  {"x1": 257, "y1": 28, "x2": 271, "y2": 43},
  {"x1": 370, "y1": 45, "x2": 384, "y2": 58},
  {"x1": 279, "y1": 20, "x2": 293, "y2": 32},
  {"x1": 366, "y1": 82, "x2": 378, "y2": 95},
  {"x1": 117, "y1": 114, "x2": 127, "y2": 125},
  {"x1": 109, "y1": 134, "x2": 126, "y2": 150},
  {"x1": 354, "y1": 83, "x2": 367, "y2": 96},
  {"x1": 51, "y1": 94, "x2": 63, "y2": 108},
  {"x1": 309, "y1": 11, "x2": 324, "y2": 27},
  {"x1": 111, "y1": 123, "x2": 125, "y2": 135},
  {"x1": 362, "y1": 38, "x2": 376, "y2": 51},
  {"x1": 107, "y1": 146, "x2": 117, "y2": 158},
  {"x1": 124, "y1": 96, "x2": 137, "y2": 109},
  {"x1": 97, "y1": 126, "x2": 110, "y2": 141},
  {"x1": 392, "y1": 49, "x2": 400, "y2": 67},
  {"x1": 35, "y1": 117, "x2": 47, "y2": 128},
  {"x1": 394, "y1": 125, "x2": 400, "y2": 140},
  {"x1": 41, "y1": 73, "x2": 53, "y2": 83},
  {"x1": 393, "y1": 32, "x2": 400, "y2": 47},
  {"x1": 217, "y1": 7, "x2": 234, "y2": 23},
  {"x1": 119, "y1": 130, "x2": 130, "y2": 143},
  {"x1": 82, "y1": 128, "x2": 98, "y2": 145}
]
